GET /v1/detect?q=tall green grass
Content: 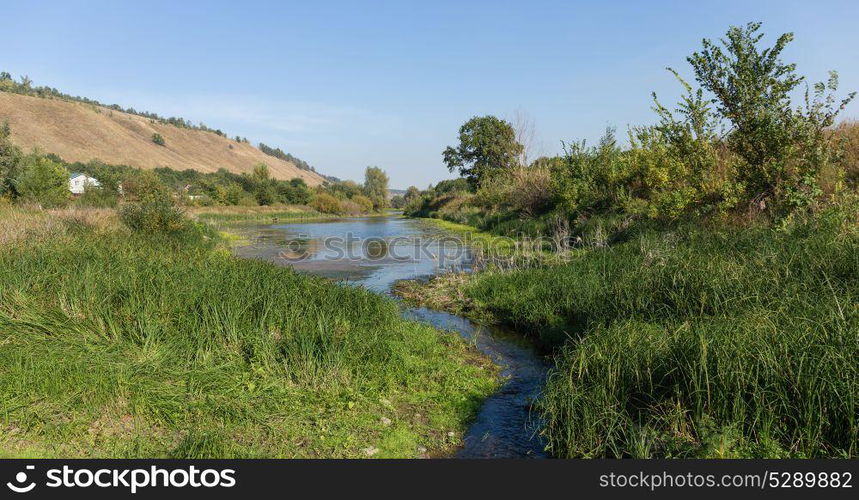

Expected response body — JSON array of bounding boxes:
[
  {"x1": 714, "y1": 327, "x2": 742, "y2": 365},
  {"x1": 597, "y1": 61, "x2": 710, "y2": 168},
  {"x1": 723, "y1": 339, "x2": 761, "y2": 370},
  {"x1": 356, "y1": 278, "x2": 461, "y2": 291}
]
[
  {"x1": 460, "y1": 209, "x2": 858, "y2": 457},
  {"x1": 0, "y1": 209, "x2": 495, "y2": 457}
]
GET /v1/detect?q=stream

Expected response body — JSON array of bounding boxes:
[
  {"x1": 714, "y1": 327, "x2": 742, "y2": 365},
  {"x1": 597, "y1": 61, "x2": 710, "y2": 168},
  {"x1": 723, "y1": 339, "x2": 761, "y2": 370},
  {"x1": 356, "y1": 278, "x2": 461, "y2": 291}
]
[{"x1": 229, "y1": 215, "x2": 550, "y2": 458}]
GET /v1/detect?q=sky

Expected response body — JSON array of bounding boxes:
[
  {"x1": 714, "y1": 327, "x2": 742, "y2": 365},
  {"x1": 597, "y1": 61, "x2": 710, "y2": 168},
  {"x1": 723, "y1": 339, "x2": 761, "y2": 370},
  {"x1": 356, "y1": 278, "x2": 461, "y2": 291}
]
[{"x1": 3, "y1": 0, "x2": 859, "y2": 188}]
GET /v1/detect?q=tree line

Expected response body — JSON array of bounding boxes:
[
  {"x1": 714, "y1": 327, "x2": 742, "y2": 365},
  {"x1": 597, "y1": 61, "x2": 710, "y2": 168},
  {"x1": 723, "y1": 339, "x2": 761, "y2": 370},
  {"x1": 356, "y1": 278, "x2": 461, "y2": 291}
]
[
  {"x1": 1, "y1": 122, "x2": 389, "y2": 217},
  {"x1": 405, "y1": 22, "x2": 858, "y2": 243}
]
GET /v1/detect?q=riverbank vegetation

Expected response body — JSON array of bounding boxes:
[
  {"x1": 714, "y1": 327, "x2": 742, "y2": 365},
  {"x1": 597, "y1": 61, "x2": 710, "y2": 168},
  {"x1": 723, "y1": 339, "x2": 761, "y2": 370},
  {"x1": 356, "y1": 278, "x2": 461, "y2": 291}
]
[
  {"x1": 0, "y1": 121, "x2": 391, "y2": 217},
  {"x1": 400, "y1": 23, "x2": 859, "y2": 457},
  {"x1": 0, "y1": 204, "x2": 496, "y2": 458}
]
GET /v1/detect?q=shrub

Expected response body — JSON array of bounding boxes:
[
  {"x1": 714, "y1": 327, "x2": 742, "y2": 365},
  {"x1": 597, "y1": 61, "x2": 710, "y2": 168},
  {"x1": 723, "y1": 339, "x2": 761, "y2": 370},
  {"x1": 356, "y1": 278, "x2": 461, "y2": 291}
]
[
  {"x1": 237, "y1": 194, "x2": 258, "y2": 207},
  {"x1": 120, "y1": 198, "x2": 189, "y2": 234},
  {"x1": 76, "y1": 182, "x2": 118, "y2": 208},
  {"x1": 121, "y1": 170, "x2": 171, "y2": 202},
  {"x1": 118, "y1": 171, "x2": 197, "y2": 236},
  {"x1": 351, "y1": 194, "x2": 374, "y2": 213},
  {"x1": 687, "y1": 22, "x2": 854, "y2": 211},
  {"x1": 255, "y1": 185, "x2": 277, "y2": 206},
  {"x1": 14, "y1": 155, "x2": 69, "y2": 208},
  {"x1": 310, "y1": 193, "x2": 343, "y2": 214},
  {"x1": 0, "y1": 122, "x2": 21, "y2": 198},
  {"x1": 339, "y1": 199, "x2": 363, "y2": 216},
  {"x1": 152, "y1": 133, "x2": 166, "y2": 146}
]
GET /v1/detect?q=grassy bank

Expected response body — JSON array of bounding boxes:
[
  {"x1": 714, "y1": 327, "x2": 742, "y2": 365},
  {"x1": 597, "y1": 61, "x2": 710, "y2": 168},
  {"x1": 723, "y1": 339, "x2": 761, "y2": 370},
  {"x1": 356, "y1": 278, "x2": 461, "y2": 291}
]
[
  {"x1": 0, "y1": 207, "x2": 496, "y2": 458},
  {"x1": 400, "y1": 207, "x2": 858, "y2": 458}
]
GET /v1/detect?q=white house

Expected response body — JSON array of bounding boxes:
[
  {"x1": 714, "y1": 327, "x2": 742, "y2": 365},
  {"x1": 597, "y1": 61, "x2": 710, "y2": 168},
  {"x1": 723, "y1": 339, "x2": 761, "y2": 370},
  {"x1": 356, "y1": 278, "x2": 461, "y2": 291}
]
[{"x1": 68, "y1": 173, "x2": 101, "y2": 195}]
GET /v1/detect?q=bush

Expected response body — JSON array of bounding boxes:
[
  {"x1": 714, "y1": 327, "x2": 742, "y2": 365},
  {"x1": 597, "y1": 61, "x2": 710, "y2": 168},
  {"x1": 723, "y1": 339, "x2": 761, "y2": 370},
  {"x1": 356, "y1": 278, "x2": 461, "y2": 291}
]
[
  {"x1": 310, "y1": 193, "x2": 343, "y2": 214},
  {"x1": 351, "y1": 194, "x2": 374, "y2": 213},
  {"x1": 14, "y1": 155, "x2": 69, "y2": 208},
  {"x1": 833, "y1": 120, "x2": 859, "y2": 188},
  {"x1": 0, "y1": 122, "x2": 21, "y2": 198},
  {"x1": 118, "y1": 171, "x2": 198, "y2": 236},
  {"x1": 120, "y1": 198, "x2": 189, "y2": 235},
  {"x1": 152, "y1": 133, "x2": 166, "y2": 146},
  {"x1": 76, "y1": 183, "x2": 118, "y2": 208}
]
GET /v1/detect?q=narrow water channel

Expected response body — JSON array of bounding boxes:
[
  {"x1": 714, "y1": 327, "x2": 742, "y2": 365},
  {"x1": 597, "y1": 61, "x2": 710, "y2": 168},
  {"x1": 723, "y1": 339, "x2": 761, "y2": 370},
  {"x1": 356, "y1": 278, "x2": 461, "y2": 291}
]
[{"x1": 229, "y1": 215, "x2": 549, "y2": 458}]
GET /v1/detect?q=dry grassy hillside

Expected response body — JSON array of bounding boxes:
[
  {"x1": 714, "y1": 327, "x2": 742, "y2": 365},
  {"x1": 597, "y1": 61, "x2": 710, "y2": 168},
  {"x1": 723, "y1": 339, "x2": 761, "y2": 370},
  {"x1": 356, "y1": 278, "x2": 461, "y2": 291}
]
[{"x1": 0, "y1": 92, "x2": 326, "y2": 185}]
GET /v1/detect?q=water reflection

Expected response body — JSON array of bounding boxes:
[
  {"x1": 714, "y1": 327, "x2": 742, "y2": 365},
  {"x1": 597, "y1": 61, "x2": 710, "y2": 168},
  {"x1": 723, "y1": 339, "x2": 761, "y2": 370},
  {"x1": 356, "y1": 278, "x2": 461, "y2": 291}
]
[
  {"x1": 230, "y1": 215, "x2": 549, "y2": 458},
  {"x1": 232, "y1": 217, "x2": 474, "y2": 292}
]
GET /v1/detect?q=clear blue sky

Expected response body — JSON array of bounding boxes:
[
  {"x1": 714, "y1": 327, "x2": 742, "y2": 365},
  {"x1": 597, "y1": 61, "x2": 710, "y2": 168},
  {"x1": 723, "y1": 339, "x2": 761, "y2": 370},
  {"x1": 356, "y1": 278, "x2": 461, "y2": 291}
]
[{"x1": 3, "y1": 0, "x2": 858, "y2": 188}]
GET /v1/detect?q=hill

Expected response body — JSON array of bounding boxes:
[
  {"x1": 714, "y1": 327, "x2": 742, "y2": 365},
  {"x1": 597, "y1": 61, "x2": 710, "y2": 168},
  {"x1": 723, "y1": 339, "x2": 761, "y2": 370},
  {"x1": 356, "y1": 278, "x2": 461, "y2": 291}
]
[{"x1": 0, "y1": 91, "x2": 326, "y2": 185}]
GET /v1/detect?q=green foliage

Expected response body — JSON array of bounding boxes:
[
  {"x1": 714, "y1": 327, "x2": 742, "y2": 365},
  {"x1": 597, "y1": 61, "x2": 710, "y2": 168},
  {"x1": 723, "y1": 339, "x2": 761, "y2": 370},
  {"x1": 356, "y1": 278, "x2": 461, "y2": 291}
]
[
  {"x1": 76, "y1": 182, "x2": 118, "y2": 208},
  {"x1": 0, "y1": 122, "x2": 21, "y2": 198},
  {"x1": 443, "y1": 115, "x2": 523, "y2": 187},
  {"x1": 310, "y1": 192, "x2": 343, "y2": 214},
  {"x1": 252, "y1": 163, "x2": 270, "y2": 183},
  {"x1": 118, "y1": 173, "x2": 195, "y2": 236},
  {"x1": 552, "y1": 128, "x2": 623, "y2": 217},
  {"x1": 459, "y1": 211, "x2": 858, "y2": 457},
  {"x1": 351, "y1": 194, "x2": 374, "y2": 213},
  {"x1": 14, "y1": 155, "x2": 69, "y2": 207},
  {"x1": 414, "y1": 22, "x2": 856, "y2": 242},
  {"x1": 323, "y1": 179, "x2": 363, "y2": 200},
  {"x1": 390, "y1": 195, "x2": 405, "y2": 209},
  {"x1": 688, "y1": 22, "x2": 855, "y2": 209},
  {"x1": 404, "y1": 186, "x2": 420, "y2": 203},
  {"x1": 363, "y1": 166, "x2": 389, "y2": 210},
  {"x1": 119, "y1": 198, "x2": 192, "y2": 235},
  {"x1": 151, "y1": 133, "x2": 166, "y2": 146},
  {"x1": 276, "y1": 178, "x2": 312, "y2": 205}
]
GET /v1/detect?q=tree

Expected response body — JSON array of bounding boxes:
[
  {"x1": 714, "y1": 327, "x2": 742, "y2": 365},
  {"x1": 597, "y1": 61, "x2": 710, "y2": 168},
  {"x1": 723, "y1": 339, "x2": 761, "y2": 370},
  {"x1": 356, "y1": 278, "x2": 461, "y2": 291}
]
[
  {"x1": 252, "y1": 163, "x2": 270, "y2": 183},
  {"x1": 363, "y1": 166, "x2": 389, "y2": 210},
  {"x1": 311, "y1": 193, "x2": 343, "y2": 214},
  {"x1": 443, "y1": 115, "x2": 523, "y2": 187},
  {"x1": 121, "y1": 170, "x2": 171, "y2": 203},
  {"x1": 249, "y1": 164, "x2": 274, "y2": 205},
  {"x1": 404, "y1": 186, "x2": 420, "y2": 204},
  {"x1": 276, "y1": 178, "x2": 312, "y2": 205},
  {"x1": 14, "y1": 155, "x2": 69, "y2": 207},
  {"x1": 152, "y1": 133, "x2": 166, "y2": 146},
  {"x1": 687, "y1": 22, "x2": 855, "y2": 204},
  {"x1": 390, "y1": 195, "x2": 406, "y2": 209},
  {"x1": 0, "y1": 122, "x2": 21, "y2": 198}
]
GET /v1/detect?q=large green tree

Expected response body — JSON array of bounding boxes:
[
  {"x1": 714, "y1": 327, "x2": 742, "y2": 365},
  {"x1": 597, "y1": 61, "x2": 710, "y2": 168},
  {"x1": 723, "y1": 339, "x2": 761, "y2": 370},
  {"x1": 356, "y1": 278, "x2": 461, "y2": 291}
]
[
  {"x1": 363, "y1": 166, "x2": 389, "y2": 210},
  {"x1": 443, "y1": 115, "x2": 523, "y2": 187},
  {"x1": 687, "y1": 22, "x2": 854, "y2": 204}
]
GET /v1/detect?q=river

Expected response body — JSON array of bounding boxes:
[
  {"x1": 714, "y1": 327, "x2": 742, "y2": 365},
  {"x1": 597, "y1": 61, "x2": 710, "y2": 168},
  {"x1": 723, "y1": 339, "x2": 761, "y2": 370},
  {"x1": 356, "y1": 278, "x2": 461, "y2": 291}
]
[{"x1": 229, "y1": 215, "x2": 549, "y2": 458}]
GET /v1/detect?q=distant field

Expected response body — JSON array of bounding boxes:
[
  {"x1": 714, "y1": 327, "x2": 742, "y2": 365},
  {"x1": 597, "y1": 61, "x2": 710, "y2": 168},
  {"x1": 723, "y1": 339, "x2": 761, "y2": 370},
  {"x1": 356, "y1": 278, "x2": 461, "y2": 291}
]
[{"x1": 0, "y1": 92, "x2": 326, "y2": 185}]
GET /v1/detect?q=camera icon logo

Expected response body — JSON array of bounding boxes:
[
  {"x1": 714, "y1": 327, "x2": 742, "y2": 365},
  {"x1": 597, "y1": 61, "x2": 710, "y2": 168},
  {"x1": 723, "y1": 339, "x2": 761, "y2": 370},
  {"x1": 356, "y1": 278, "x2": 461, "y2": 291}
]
[{"x1": 6, "y1": 465, "x2": 36, "y2": 493}]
